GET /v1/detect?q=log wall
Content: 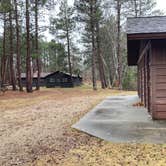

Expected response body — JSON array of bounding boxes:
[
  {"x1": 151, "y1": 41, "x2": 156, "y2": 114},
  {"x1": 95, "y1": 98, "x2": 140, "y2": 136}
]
[
  {"x1": 151, "y1": 40, "x2": 166, "y2": 119},
  {"x1": 138, "y1": 39, "x2": 166, "y2": 119}
]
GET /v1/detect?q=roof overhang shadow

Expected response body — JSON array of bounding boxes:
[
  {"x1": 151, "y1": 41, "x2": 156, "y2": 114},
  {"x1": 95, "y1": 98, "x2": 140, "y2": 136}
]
[{"x1": 127, "y1": 39, "x2": 140, "y2": 66}]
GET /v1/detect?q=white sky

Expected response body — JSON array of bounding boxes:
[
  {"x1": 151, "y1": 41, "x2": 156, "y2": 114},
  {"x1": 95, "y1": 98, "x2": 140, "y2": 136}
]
[
  {"x1": 156, "y1": 0, "x2": 166, "y2": 12},
  {"x1": 43, "y1": 0, "x2": 166, "y2": 41},
  {"x1": 66, "y1": 0, "x2": 166, "y2": 12}
]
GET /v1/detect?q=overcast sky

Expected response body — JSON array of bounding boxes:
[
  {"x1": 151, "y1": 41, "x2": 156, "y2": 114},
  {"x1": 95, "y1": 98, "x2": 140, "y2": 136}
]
[
  {"x1": 157, "y1": 0, "x2": 166, "y2": 12},
  {"x1": 68, "y1": 0, "x2": 166, "y2": 10},
  {"x1": 43, "y1": 0, "x2": 166, "y2": 41},
  {"x1": 67, "y1": 0, "x2": 166, "y2": 11}
]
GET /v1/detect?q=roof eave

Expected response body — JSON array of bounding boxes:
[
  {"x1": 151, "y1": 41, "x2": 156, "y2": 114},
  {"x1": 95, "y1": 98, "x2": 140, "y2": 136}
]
[{"x1": 127, "y1": 32, "x2": 166, "y2": 40}]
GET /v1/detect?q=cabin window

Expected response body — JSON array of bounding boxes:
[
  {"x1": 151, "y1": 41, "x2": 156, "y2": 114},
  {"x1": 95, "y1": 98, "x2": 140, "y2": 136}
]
[
  {"x1": 56, "y1": 78, "x2": 61, "y2": 83},
  {"x1": 49, "y1": 78, "x2": 55, "y2": 83},
  {"x1": 62, "y1": 78, "x2": 68, "y2": 83}
]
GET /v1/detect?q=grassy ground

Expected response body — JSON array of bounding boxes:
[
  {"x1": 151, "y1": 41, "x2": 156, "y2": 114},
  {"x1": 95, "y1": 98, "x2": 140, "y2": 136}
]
[
  {"x1": 60, "y1": 142, "x2": 166, "y2": 166},
  {"x1": 0, "y1": 86, "x2": 128, "y2": 166},
  {"x1": 0, "y1": 86, "x2": 135, "y2": 110},
  {"x1": 0, "y1": 87, "x2": 165, "y2": 166}
]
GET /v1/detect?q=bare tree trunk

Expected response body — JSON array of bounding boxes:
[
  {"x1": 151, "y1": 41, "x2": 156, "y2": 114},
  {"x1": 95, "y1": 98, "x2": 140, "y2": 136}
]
[
  {"x1": 133, "y1": 0, "x2": 138, "y2": 17},
  {"x1": 14, "y1": 0, "x2": 23, "y2": 91},
  {"x1": 26, "y1": 0, "x2": 33, "y2": 93},
  {"x1": 139, "y1": 0, "x2": 142, "y2": 16},
  {"x1": 66, "y1": 28, "x2": 72, "y2": 77},
  {"x1": 6, "y1": 56, "x2": 11, "y2": 84},
  {"x1": 96, "y1": 20, "x2": 107, "y2": 89},
  {"x1": 35, "y1": 0, "x2": 41, "y2": 90},
  {"x1": 90, "y1": 0, "x2": 97, "y2": 90},
  {"x1": 117, "y1": 0, "x2": 122, "y2": 90},
  {"x1": 64, "y1": 3, "x2": 72, "y2": 78},
  {"x1": 9, "y1": 9, "x2": 17, "y2": 91},
  {"x1": 1, "y1": 14, "x2": 7, "y2": 87}
]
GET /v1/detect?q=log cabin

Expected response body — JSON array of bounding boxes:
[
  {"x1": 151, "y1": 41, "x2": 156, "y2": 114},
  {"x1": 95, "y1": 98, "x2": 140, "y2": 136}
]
[
  {"x1": 45, "y1": 71, "x2": 82, "y2": 88},
  {"x1": 21, "y1": 72, "x2": 50, "y2": 87},
  {"x1": 21, "y1": 71, "x2": 82, "y2": 88},
  {"x1": 127, "y1": 16, "x2": 166, "y2": 120}
]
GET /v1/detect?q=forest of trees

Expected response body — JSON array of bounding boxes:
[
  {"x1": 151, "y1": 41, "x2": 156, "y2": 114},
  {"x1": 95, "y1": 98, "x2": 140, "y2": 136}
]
[{"x1": 0, "y1": 0, "x2": 163, "y2": 92}]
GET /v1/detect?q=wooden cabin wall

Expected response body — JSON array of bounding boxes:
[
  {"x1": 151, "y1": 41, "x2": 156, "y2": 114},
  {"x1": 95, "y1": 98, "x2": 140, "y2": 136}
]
[
  {"x1": 45, "y1": 72, "x2": 82, "y2": 88},
  {"x1": 138, "y1": 41, "x2": 146, "y2": 104},
  {"x1": 45, "y1": 73, "x2": 73, "y2": 88},
  {"x1": 137, "y1": 39, "x2": 166, "y2": 119},
  {"x1": 138, "y1": 40, "x2": 152, "y2": 111},
  {"x1": 150, "y1": 39, "x2": 166, "y2": 119},
  {"x1": 21, "y1": 78, "x2": 46, "y2": 87},
  {"x1": 146, "y1": 49, "x2": 152, "y2": 112}
]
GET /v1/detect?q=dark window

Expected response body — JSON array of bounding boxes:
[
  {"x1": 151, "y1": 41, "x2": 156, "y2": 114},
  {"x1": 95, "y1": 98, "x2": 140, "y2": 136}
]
[
  {"x1": 49, "y1": 78, "x2": 55, "y2": 83},
  {"x1": 57, "y1": 78, "x2": 61, "y2": 83},
  {"x1": 62, "y1": 78, "x2": 68, "y2": 83}
]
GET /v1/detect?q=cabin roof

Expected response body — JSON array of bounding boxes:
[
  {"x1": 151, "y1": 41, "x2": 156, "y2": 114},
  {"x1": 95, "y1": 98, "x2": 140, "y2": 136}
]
[
  {"x1": 21, "y1": 71, "x2": 82, "y2": 79},
  {"x1": 21, "y1": 72, "x2": 51, "y2": 79},
  {"x1": 45, "y1": 71, "x2": 65, "y2": 78},
  {"x1": 45, "y1": 71, "x2": 82, "y2": 79},
  {"x1": 127, "y1": 16, "x2": 166, "y2": 35},
  {"x1": 127, "y1": 16, "x2": 166, "y2": 66}
]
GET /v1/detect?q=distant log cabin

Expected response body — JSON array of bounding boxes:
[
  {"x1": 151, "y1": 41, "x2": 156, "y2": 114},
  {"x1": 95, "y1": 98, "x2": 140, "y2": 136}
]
[
  {"x1": 21, "y1": 71, "x2": 82, "y2": 88},
  {"x1": 45, "y1": 71, "x2": 82, "y2": 88},
  {"x1": 127, "y1": 16, "x2": 166, "y2": 120},
  {"x1": 21, "y1": 72, "x2": 50, "y2": 87}
]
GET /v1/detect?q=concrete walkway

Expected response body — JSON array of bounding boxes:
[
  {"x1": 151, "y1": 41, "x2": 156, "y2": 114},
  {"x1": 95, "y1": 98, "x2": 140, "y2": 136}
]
[{"x1": 73, "y1": 95, "x2": 166, "y2": 143}]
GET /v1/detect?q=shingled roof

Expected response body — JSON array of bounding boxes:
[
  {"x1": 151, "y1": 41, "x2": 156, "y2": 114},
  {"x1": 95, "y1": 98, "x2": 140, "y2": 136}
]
[
  {"x1": 21, "y1": 72, "x2": 51, "y2": 78},
  {"x1": 127, "y1": 16, "x2": 166, "y2": 34}
]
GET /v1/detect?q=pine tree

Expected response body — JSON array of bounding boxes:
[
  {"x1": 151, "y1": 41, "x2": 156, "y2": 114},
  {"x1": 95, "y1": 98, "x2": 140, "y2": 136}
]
[
  {"x1": 34, "y1": 0, "x2": 40, "y2": 90},
  {"x1": 9, "y1": 1, "x2": 17, "y2": 91},
  {"x1": 0, "y1": 0, "x2": 11, "y2": 87},
  {"x1": 50, "y1": 0, "x2": 75, "y2": 78},
  {"x1": 114, "y1": 0, "x2": 163, "y2": 18},
  {"x1": 25, "y1": 0, "x2": 33, "y2": 93},
  {"x1": 1, "y1": 13, "x2": 7, "y2": 87},
  {"x1": 75, "y1": 0, "x2": 98, "y2": 90},
  {"x1": 33, "y1": 0, "x2": 47, "y2": 90},
  {"x1": 14, "y1": 0, "x2": 23, "y2": 91},
  {"x1": 128, "y1": 0, "x2": 162, "y2": 17},
  {"x1": 116, "y1": 0, "x2": 122, "y2": 90},
  {"x1": 95, "y1": 0, "x2": 107, "y2": 89}
]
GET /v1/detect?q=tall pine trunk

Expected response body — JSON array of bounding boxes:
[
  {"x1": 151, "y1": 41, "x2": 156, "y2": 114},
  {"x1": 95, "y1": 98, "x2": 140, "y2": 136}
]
[
  {"x1": 139, "y1": 0, "x2": 142, "y2": 16},
  {"x1": 96, "y1": 19, "x2": 107, "y2": 89},
  {"x1": 134, "y1": 0, "x2": 138, "y2": 17},
  {"x1": 1, "y1": 14, "x2": 7, "y2": 87},
  {"x1": 66, "y1": 28, "x2": 72, "y2": 78},
  {"x1": 65, "y1": 3, "x2": 72, "y2": 78},
  {"x1": 35, "y1": 0, "x2": 41, "y2": 90},
  {"x1": 90, "y1": 0, "x2": 97, "y2": 90},
  {"x1": 9, "y1": 10, "x2": 17, "y2": 91},
  {"x1": 14, "y1": 0, "x2": 23, "y2": 91},
  {"x1": 26, "y1": 0, "x2": 33, "y2": 93},
  {"x1": 117, "y1": 0, "x2": 122, "y2": 90}
]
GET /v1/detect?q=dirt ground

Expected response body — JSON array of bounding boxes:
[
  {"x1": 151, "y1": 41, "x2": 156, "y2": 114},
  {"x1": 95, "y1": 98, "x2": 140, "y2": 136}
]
[
  {"x1": 0, "y1": 87, "x2": 130, "y2": 166},
  {"x1": 0, "y1": 87, "x2": 165, "y2": 166}
]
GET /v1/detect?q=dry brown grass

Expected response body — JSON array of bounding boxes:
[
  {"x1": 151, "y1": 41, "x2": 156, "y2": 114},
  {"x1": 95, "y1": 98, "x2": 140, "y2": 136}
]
[
  {"x1": 0, "y1": 87, "x2": 142, "y2": 166},
  {"x1": 60, "y1": 143, "x2": 166, "y2": 166},
  {"x1": 0, "y1": 87, "x2": 136, "y2": 111}
]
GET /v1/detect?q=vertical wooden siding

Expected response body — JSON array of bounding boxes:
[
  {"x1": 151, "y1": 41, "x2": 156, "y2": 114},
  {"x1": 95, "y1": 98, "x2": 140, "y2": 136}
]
[
  {"x1": 150, "y1": 40, "x2": 166, "y2": 119},
  {"x1": 138, "y1": 40, "x2": 152, "y2": 114}
]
